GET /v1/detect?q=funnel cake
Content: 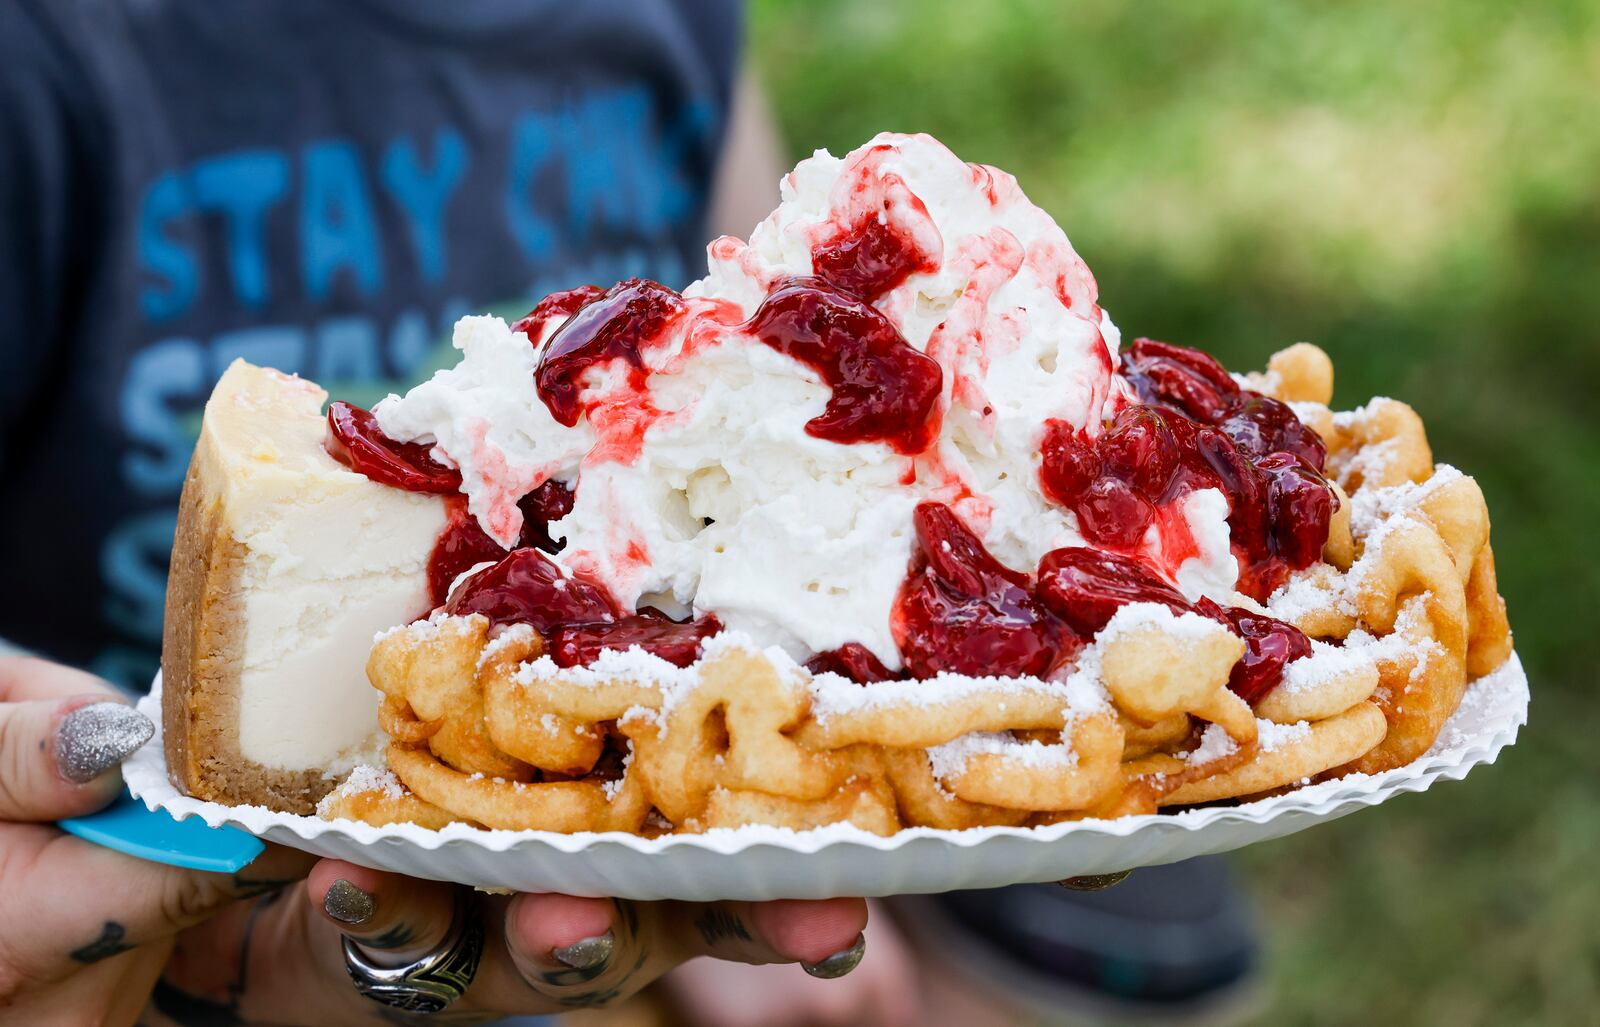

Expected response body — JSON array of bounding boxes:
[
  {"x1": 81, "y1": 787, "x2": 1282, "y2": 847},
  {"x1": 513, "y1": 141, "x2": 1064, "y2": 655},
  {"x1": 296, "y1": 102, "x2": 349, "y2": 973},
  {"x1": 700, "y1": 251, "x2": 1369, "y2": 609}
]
[{"x1": 162, "y1": 133, "x2": 1513, "y2": 836}]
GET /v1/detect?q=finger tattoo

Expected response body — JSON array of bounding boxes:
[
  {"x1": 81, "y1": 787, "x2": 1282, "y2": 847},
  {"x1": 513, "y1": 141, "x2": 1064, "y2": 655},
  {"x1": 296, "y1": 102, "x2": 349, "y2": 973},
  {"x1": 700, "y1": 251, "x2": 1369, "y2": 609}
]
[
  {"x1": 147, "y1": 888, "x2": 282, "y2": 1024},
  {"x1": 548, "y1": 949, "x2": 647, "y2": 1008},
  {"x1": 70, "y1": 920, "x2": 133, "y2": 963},
  {"x1": 692, "y1": 907, "x2": 752, "y2": 947},
  {"x1": 361, "y1": 922, "x2": 416, "y2": 950}
]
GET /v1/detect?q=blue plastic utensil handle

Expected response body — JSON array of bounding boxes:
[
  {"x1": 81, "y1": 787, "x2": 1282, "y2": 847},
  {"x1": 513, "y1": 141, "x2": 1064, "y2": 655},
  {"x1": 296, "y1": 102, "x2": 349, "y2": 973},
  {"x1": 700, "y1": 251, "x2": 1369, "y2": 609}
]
[{"x1": 59, "y1": 791, "x2": 264, "y2": 873}]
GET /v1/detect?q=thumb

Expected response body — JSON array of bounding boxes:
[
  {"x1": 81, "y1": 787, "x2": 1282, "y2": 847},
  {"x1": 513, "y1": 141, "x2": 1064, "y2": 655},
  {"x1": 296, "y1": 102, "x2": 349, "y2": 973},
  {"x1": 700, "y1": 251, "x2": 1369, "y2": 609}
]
[
  {"x1": 0, "y1": 696, "x2": 152, "y2": 822},
  {"x1": 0, "y1": 828, "x2": 315, "y2": 987}
]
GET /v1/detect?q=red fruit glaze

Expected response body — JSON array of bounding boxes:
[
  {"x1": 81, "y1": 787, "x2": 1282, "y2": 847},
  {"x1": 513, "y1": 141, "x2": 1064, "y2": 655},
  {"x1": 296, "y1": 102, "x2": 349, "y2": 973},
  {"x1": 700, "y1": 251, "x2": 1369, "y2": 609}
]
[
  {"x1": 1039, "y1": 421, "x2": 1100, "y2": 506},
  {"x1": 747, "y1": 277, "x2": 943, "y2": 454},
  {"x1": 517, "y1": 478, "x2": 575, "y2": 552},
  {"x1": 444, "y1": 548, "x2": 619, "y2": 632},
  {"x1": 1218, "y1": 393, "x2": 1327, "y2": 466},
  {"x1": 548, "y1": 611, "x2": 724, "y2": 669},
  {"x1": 894, "y1": 503, "x2": 1066, "y2": 679},
  {"x1": 812, "y1": 213, "x2": 939, "y2": 301},
  {"x1": 1039, "y1": 338, "x2": 1337, "y2": 600},
  {"x1": 1212, "y1": 605, "x2": 1312, "y2": 704},
  {"x1": 324, "y1": 401, "x2": 462, "y2": 494},
  {"x1": 809, "y1": 140, "x2": 942, "y2": 302},
  {"x1": 427, "y1": 499, "x2": 510, "y2": 607},
  {"x1": 1035, "y1": 547, "x2": 1192, "y2": 638},
  {"x1": 426, "y1": 480, "x2": 577, "y2": 607},
  {"x1": 1120, "y1": 337, "x2": 1239, "y2": 423},
  {"x1": 510, "y1": 284, "x2": 607, "y2": 346},
  {"x1": 1073, "y1": 476, "x2": 1156, "y2": 550},
  {"x1": 1034, "y1": 545, "x2": 1313, "y2": 702},
  {"x1": 534, "y1": 279, "x2": 687, "y2": 427},
  {"x1": 806, "y1": 642, "x2": 902, "y2": 683},
  {"x1": 1099, "y1": 406, "x2": 1180, "y2": 497}
]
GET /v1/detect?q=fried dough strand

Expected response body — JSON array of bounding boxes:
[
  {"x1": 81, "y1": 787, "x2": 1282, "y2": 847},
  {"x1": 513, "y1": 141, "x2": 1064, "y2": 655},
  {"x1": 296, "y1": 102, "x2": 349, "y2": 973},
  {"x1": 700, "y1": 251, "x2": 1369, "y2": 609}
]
[{"x1": 317, "y1": 344, "x2": 1513, "y2": 835}]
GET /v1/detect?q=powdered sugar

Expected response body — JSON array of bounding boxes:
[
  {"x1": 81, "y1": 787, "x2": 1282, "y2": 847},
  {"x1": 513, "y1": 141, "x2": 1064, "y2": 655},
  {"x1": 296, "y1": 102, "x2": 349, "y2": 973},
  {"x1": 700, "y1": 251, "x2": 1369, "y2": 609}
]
[
  {"x1": 1332, "y1": 397, "x2": 1396, "y2": 432},
  {"x1": 1266, "y1": 567, "x2": 1351, "y2": 622},
  {"x1": 1347, "y1": 464, "x2": 1463, "y2": 540},
  {"x1": 1050, "y1": 602, "x2": 1230, "y2": 706},
  {"x1": 515, "y1": 644, "x2": 700, "y2": 691},
  {"x1": 478, "y1": 622, "x2": 537, "y2": 667},
  {"x1": 1256, "y1": 718, "x2": 1312, "y2": 752},
  {"x1": 374, "y1": 608, "x2": 469, "y2": 646},
  {"x1": 926, "y1": 730, "x2": 1079, "y2": 779},
  {"x1": 1101, "y1": 601, "x2": 1231, "y2": 645},
  {"x1": 329, "y1": 764, "x2": 405, "y2": 801},
  {"x1": 807, "y1": 669, "x2": 1101, "y2": 723},
  {"x1": 1287, "y1": 399, "x2": 1328, "y2": 424},
  {"x1": 1183, "y1": 723, "x2": 1239, "y2": 764},
  {"x1": 1279, "y1": 639, "x2": 1375, "y2": 694},
  {"x1": 123, "y1": 653, "x2": 1527, "y2": 897}
]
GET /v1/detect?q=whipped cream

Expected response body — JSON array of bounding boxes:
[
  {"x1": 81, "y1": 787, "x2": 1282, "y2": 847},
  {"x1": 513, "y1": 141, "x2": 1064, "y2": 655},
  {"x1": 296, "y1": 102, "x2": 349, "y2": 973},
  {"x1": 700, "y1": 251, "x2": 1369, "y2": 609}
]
[{"x1": 374, "y1": 133, "x2": 1241, "y2": 667}]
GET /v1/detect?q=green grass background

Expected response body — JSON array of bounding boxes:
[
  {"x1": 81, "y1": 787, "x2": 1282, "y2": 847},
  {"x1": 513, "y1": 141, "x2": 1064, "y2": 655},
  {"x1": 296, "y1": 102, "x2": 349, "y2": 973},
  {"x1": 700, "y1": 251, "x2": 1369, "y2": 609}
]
[{"x1": 749, "y1": 1, "x2": 1600, "y2": 1022}]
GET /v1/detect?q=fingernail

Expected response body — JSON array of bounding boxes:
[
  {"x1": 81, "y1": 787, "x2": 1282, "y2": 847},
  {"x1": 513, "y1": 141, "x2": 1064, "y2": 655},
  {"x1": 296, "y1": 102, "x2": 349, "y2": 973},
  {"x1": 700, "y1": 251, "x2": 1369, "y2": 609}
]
[
  {"x1": 55, "y1": 702, "x2": 153, "y2": 783},
  {"x1": 802, "y1": 933, "x2": 865, "y2": 979},
  {"x1": 1058, "y1": 871, "x2": 1132, "y2": 891},
  {"x1": 324, "y1": 880, "x2": 376, "y2": 925},
  {"x1": 552, "y1": 931, "x2": 614, "y2": 972}
]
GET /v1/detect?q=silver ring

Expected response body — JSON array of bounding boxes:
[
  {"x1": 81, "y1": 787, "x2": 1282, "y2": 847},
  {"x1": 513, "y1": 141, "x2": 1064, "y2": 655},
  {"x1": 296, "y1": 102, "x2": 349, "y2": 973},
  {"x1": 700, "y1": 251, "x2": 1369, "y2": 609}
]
[{"x1": 342, "y1": 891, "x2": 484, "y2": 1013}]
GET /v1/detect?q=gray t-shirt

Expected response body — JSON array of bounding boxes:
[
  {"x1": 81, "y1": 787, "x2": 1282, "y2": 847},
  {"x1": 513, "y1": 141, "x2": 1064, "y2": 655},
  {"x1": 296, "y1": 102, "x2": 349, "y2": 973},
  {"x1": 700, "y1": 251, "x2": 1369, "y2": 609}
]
[{"x1": 0, "y1": 0, "x2": 739, "y2": 689}]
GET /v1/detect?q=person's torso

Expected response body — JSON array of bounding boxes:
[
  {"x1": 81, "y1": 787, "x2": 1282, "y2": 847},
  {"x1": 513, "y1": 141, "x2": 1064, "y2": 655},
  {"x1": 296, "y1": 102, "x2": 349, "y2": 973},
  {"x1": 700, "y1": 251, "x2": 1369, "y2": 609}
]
[{"x1": 0, "y1": 0, "x2": 739, "y2": 689}]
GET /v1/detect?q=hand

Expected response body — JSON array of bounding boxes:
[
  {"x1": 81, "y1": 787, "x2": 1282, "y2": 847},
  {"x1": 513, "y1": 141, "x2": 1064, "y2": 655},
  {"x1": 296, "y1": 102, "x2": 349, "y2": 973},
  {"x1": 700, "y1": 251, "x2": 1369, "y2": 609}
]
[
  {"x1": 0, "y1": 657, "x2": 313, "y2": 1025},
  {"x1": 157, "y1": 860, "x2": 871, "y2": 1025}
]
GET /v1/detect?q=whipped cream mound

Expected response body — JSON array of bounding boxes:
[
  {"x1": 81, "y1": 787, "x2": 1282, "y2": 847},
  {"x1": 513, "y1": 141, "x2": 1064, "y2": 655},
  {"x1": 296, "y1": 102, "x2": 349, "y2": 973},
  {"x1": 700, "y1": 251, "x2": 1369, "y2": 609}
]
[{"x1": 374, "y1": 133, "x2": 1243, "y2": 668}]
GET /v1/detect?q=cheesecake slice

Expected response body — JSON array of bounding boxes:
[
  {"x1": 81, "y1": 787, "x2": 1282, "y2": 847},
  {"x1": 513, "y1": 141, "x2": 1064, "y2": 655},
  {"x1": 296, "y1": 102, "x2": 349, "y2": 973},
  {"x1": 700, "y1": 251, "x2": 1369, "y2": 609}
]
[{"x1": 162, "y1": 361, "x2": 447, "y2": 813}]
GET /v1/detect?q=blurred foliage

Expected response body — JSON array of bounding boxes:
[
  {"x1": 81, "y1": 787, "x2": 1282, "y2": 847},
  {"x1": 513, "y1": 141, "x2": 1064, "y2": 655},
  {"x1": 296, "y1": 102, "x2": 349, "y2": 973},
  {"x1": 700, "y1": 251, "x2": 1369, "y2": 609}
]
[{"x1": 751, "y1": 1, "x2": 1600, "y2": 1023}]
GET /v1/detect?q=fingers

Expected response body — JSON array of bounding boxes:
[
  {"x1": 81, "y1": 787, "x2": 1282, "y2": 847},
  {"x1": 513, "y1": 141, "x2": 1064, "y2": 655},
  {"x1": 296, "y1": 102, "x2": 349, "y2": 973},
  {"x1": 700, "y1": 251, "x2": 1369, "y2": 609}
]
[
  {"x1": 487, "y1": 894, "x2": 867, "y2": 1009},
  {"x1": 502, "y1": 893, "x2": 617, "y2": 983},
  {"x1": 0, "y1": 656, "x2": 122, "y2": 705},
  {"x1": 0, "y1": 658, "x2": 148, "y2": 822},
  {"x1": 692, "y1": 898, "x2": 870, "y2": 972},
  {"x1": 307, "y1": 859, "x2": 460, "y2": 964},
  {"x1": 488, "y1": 893, "x2": 646, "y2": 1005},
  {"x1": 0, "y1": 826, "x2": 313, "y2": 987},
  {"x1": 660, "y1": 906, "x2": 922, "y2": 1027}
]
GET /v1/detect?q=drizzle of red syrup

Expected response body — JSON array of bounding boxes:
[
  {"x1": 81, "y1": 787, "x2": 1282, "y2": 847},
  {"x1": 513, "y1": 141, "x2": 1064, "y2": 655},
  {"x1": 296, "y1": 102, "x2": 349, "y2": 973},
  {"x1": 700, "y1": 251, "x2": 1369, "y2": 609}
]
[
  {"x1": 812, "y1": 212, "x2": 939, "y2": 301},
  {"x1": 324, "y1": 401, "x2": 461, "y2": 494},
  {"x1": 444, "y1": 548, "x2": 618, "y2": 632},
  {"x1": 510, "y1": 284, "x2": 606, "y2": 346},
  {"x1": 1040, "y1": 339, "x2": 1337, "y2": 601},
  {"x1": 747, "y1": 277, "x2": 943, "y2": 454},
  {"x1": 516, "y1": 478, "x2": 575, "y2": 552},
  {"x1": 533, "y1": 279, "x2": 687, "y2": 427},
  {"x1": 893, "y1": 503, "x2": 1067, "y2": 679},
  {"x1": 806, "y1": 642, "x2": 902, "y2": 684},
  {"x1": 427, "y1": 498, "x2": 511, "y2": 607},
  {"x1": 809, "y1": 143, "x2": 942, "y2": 302},
  {"x1": 548, "y1": 611, "x2": 723, "y2": 669}
]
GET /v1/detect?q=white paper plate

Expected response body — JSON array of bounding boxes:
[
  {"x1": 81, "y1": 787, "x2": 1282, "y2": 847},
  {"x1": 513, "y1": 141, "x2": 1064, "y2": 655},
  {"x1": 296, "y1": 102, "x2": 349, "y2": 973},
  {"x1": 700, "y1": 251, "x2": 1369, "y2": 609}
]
[{"x1": 124, "y1": 654, "x2": 1527, "y2": 900}]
